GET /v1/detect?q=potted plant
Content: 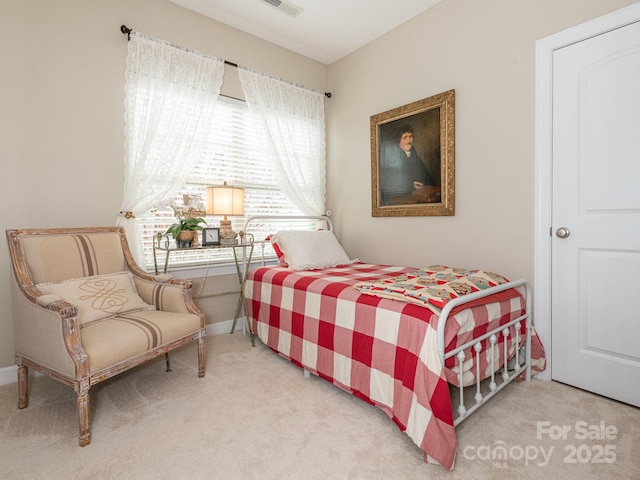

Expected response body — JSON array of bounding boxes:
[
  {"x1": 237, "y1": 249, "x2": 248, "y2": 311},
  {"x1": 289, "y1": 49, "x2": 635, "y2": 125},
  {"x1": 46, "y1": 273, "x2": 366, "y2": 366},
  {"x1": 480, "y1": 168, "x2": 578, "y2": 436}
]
[{"x1": 166, "y1": 216, "x2": 207, "y2": 248}]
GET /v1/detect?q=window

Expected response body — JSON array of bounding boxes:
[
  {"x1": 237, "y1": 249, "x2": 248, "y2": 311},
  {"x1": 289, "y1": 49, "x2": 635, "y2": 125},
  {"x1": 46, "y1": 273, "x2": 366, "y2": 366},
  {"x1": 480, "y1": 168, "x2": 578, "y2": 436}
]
[{"x1": 136, "y1": 95, "x2": 310, "y2": 271}]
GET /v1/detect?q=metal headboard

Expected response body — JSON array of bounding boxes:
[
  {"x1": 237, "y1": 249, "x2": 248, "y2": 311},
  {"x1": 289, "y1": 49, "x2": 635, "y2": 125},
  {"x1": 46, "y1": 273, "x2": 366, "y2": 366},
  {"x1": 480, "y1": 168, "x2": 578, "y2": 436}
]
[{"x1": 242, "y1": 215, "x2": 333, "y2": 235}]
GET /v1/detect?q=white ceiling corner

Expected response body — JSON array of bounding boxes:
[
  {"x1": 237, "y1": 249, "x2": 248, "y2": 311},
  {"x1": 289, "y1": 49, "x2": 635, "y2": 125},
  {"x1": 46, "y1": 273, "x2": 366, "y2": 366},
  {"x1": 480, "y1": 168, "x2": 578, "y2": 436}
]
[{"x1": 169, "y1": 0, "x2": 443, "y2": 64}]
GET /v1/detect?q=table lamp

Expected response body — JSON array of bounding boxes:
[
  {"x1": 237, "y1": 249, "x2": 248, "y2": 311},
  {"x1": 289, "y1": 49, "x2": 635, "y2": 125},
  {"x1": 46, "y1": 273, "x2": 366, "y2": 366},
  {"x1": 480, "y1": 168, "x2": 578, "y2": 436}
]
[{"x1": 206, "y1": 182, "x2": 245, "y2": 244}]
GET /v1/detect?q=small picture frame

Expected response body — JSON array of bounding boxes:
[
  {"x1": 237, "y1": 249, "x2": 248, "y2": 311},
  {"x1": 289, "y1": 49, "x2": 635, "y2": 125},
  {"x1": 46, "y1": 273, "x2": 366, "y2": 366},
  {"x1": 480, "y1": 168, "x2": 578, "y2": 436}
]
[{"x1": 202, "y1": 227, "x2": 220, "y2": 246}]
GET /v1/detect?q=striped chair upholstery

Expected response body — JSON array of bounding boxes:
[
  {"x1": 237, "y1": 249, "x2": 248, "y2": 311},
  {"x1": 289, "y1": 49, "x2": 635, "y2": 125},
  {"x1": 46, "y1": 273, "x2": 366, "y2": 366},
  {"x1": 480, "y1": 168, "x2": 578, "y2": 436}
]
[{"x1": 6, "y1": 227, "x2": 206, "y2": 446}]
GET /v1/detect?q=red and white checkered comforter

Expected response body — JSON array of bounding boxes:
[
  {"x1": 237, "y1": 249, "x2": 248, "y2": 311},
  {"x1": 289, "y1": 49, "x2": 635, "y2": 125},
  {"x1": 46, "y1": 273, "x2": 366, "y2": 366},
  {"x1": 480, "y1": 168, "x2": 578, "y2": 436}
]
[{"x1": 244, "y1": 262, "x2": 542, "y2": 470}]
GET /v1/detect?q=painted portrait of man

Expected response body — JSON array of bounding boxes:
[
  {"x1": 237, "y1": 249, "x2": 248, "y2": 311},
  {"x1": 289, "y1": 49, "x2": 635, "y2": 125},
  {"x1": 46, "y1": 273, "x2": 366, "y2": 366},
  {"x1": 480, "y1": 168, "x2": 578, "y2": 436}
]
[{"x1": 378, "y1": 108, "x2": 441, "y2": 206}]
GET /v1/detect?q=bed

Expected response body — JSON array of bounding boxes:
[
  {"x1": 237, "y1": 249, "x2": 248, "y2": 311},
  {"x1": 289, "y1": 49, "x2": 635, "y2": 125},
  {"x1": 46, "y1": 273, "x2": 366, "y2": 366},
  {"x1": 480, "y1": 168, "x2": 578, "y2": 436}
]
[{"x1": 241, "y1": 215, "x2": 545, "y2": 470}]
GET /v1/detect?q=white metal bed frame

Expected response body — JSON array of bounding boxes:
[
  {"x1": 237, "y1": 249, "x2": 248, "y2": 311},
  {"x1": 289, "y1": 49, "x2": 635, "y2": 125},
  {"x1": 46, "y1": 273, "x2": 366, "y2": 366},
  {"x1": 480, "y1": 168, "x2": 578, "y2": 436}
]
[{"x1": 240, "y1": 214, "x2": 533, "y2": 426}]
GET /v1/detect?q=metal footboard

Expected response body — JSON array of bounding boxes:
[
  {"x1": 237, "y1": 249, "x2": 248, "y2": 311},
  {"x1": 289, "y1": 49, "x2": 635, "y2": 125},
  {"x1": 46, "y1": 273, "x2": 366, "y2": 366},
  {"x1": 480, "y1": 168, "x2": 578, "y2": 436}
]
[{"x1": 436, "y1": 280, "x2": 532, "y2": 426}]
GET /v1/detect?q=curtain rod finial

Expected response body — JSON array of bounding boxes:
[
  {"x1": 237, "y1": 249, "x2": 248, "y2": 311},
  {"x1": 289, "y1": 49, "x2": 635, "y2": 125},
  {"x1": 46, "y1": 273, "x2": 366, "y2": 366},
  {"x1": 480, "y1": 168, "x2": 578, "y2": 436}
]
[{"x1": 120, "y1": 25, "x2": 132, "y2": 40}]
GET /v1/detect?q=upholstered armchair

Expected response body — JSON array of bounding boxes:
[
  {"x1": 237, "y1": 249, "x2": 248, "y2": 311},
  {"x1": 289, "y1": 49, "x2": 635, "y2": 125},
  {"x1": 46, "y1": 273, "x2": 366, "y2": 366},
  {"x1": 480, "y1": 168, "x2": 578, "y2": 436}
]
[{"x1": 6, "y1": 226, "x2": 206, "y2": 446}]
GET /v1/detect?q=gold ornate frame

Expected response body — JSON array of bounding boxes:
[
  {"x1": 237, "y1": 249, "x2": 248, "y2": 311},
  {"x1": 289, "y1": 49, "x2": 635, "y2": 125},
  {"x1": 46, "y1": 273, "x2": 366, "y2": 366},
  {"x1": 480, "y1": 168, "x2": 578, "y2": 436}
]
[{"x1": 370, "y1": 89, "x2": 455, "y2": 217}]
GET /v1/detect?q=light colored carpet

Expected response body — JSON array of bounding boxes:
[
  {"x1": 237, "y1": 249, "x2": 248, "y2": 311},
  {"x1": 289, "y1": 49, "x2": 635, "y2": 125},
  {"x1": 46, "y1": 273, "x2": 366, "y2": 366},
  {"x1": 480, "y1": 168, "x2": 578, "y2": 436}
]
[{"x1": 0, "y1": 333, "x2": 637, "y2": 480}]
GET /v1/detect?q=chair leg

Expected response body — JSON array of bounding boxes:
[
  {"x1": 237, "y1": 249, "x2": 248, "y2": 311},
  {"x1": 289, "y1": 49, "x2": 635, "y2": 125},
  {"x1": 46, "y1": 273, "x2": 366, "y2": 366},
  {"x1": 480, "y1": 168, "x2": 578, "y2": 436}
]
[
  {"x1": 17, "y1": 363, "x2": 29, "y2": 409},
  {"x1": 197, "y1": 334, "x2": 205, "y2": 378},
  {"x1": 77, "y1": 391, "x2": 91, "y2": 446}
]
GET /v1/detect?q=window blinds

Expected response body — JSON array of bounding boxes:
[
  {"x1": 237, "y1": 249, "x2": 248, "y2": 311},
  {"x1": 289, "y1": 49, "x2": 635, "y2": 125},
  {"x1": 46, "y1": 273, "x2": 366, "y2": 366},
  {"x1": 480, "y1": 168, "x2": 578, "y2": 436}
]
[{"x1": 136, "y1": 95, "x2": 308, "y2": 271}]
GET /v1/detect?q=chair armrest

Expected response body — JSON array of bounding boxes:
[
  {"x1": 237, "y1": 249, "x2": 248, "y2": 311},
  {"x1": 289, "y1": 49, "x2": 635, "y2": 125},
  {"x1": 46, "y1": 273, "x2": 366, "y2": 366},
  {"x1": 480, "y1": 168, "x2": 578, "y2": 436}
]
[
  {"x1": 11, "y1": 280, "x2": 86, "y2": 379},
  {"x1": 131, "y1": 273, "x2": 204, "y2": 318},
  {"x1": 123, "y1": 258, "x2": 204, "y2": 319}
]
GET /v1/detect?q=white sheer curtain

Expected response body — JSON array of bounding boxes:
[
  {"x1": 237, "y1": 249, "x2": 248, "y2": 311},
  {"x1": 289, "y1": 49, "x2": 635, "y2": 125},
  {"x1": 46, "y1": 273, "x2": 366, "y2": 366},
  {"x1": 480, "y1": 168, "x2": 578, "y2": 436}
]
[
  {"x1": 117, "y1": 31, "x2": 225, "y2": 265},
  {"x1": 238, "y1": 67, "x2": 326, "y2": 215}
]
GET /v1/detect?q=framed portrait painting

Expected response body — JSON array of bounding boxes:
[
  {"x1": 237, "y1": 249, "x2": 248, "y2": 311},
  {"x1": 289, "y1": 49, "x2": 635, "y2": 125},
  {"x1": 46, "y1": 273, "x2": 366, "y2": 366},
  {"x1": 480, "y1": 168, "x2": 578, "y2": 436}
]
[{"x1": 370, "y1": 89, "x2": 455, "y2": 217}]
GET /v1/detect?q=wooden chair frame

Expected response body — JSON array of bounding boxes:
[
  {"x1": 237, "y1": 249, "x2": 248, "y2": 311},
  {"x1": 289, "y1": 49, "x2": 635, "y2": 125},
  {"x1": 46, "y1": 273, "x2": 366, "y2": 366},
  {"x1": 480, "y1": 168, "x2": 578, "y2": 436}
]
[{"x1": 6, "y1": 226, "x2": 206, "y2": 446}]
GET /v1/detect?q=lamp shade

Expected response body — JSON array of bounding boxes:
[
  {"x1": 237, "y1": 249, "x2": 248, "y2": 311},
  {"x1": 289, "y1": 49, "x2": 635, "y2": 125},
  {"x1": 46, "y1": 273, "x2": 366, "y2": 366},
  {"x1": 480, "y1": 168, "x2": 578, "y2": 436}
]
[{"x1": 206, "y1": 183, "x2": 244, "y2": 217}]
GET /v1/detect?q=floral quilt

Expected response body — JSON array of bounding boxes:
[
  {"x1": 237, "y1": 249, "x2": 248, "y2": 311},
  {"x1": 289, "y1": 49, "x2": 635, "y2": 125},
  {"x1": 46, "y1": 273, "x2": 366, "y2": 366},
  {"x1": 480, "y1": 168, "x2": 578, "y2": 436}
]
[{"x1": 353, "y1": 265, "x2": 510, "y2": 314}]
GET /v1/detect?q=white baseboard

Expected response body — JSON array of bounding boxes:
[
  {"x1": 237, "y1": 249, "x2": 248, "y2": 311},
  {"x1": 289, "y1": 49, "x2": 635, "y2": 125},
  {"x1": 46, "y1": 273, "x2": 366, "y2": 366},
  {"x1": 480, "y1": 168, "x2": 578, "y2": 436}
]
[
  {"x1": 0, "y1": 364, "x2": 19, "y2": 387},
  {"x1": 206, "y1": 318, "x2": 246, "y2": 336},
  {"x1": 0, "y1": 319, "x2": 245, "y2": 388}
]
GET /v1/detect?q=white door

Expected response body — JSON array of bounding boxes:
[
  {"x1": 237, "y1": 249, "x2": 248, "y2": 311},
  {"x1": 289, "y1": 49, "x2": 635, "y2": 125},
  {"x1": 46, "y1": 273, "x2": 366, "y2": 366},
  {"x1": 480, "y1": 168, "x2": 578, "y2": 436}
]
[{"x1": 551, "y1": 19, "x2": 640, "y2": 407}]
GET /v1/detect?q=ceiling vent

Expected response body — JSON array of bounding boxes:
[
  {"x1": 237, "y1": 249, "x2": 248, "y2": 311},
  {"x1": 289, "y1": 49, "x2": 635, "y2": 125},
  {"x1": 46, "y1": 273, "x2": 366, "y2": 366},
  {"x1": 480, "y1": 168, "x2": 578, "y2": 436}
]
[{"x1": 259, "y1": 0, "x2": 304, "y2": 18}]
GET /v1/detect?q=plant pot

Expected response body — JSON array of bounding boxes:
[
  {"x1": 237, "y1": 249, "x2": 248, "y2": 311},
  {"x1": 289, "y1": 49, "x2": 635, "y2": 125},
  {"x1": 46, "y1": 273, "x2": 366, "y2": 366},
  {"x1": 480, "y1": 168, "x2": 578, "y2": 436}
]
[{"x1": 176, "y1": 230, "x2": 196, "y2": 248}]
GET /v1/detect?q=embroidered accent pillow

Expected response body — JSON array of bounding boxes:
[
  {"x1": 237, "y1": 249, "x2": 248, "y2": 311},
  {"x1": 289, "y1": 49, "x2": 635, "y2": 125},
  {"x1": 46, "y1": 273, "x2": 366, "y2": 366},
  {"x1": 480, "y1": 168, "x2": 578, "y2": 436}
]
[{"x1": 36, "y1": 271, "x2": 155, "y2": 326}]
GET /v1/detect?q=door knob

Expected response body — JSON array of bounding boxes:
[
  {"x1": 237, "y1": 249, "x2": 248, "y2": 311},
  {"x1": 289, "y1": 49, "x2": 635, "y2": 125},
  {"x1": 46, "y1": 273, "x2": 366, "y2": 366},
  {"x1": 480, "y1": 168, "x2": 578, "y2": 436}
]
[{"x1": 556, "y1": 227, "x2": 571, "y2": 238}]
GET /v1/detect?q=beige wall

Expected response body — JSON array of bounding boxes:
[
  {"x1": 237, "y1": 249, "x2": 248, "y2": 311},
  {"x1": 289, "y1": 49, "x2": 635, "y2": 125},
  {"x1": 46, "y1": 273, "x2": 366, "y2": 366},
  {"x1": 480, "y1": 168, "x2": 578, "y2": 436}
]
[
  {"x1": 326, "y1": 0, "x2": 636, "y2": 284},
  {"x1": 0, "y1": 0, "x2": 327, "y2": 369},
  {"x1": 0, "y1": 0, "x2": 635, "y2": 371}
]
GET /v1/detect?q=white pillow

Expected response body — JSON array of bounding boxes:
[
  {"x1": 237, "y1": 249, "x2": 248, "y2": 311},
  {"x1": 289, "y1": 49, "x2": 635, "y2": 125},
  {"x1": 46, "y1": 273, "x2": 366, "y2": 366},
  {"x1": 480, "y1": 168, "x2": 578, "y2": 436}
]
[
  {"x1": 271, "y1": 230, "x2": 355, "y2": 270},
  {"x1": 36, "y1": 271, "x2": 155, "y2": 326}
]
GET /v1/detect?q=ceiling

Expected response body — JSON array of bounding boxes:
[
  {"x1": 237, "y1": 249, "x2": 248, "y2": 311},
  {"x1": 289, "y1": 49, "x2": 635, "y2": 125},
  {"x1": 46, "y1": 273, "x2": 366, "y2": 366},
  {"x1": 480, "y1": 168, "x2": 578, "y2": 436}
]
[{"x1": 169, "y1": 0, "x2": 443, "y2": 65}]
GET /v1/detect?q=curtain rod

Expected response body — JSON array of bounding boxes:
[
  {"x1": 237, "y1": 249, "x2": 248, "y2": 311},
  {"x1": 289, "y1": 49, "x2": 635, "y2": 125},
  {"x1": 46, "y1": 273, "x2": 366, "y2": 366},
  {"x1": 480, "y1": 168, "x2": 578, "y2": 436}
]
[{"x1": 120, "y1": 25, "x2": 332, "y2": 98}]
